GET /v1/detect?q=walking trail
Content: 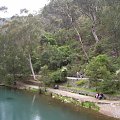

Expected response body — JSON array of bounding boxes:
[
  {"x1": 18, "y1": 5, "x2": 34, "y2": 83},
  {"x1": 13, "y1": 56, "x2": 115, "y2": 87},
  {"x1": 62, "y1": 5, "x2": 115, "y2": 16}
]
[{"x1": 17, "y1": 82, "x2": 120, "y2": 119}]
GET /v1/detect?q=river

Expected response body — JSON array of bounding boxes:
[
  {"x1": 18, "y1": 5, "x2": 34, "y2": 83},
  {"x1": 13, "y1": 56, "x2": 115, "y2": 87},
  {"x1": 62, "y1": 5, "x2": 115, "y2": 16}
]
[{"x1": 0, "y1": 87, "x2": 117, "y2": 120}]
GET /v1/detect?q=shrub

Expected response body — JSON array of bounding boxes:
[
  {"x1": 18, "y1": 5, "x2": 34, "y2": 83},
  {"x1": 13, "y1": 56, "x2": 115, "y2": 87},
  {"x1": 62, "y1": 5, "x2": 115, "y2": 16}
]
[
  {"x1": 81, "y1": 101, "x2": 99, "y2": 111},
  {"x1": 85, "y1": 54, "x2": 115, "y2": 89},
  {"x1": 67, "y1": 64, "x2": 81, "y2": 77},
  {"x1": 76, "y1": 80, "x2": 88, "y2": 86},
  {"x1": 50, "y1": 70, "x2": 61, "y2": 83},
  {"x1": 4, "y1": 75, "x2": 14, "y2": 85},
  {"x1": 99, "y1": 80, "x2": 120, "y2": 94},
  {"x1": 61, "y1": 67, "x2": 67, "y2": 82},
  {"x1": 50, "y1": 67, "x2": 67, "y2": 83}
]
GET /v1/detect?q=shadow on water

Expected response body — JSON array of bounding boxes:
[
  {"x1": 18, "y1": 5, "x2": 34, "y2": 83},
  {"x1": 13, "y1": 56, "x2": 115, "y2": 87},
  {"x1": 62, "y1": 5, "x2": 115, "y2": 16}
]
[{"x1": 6, "y1": 97, "x2": 14, "y2": 100}]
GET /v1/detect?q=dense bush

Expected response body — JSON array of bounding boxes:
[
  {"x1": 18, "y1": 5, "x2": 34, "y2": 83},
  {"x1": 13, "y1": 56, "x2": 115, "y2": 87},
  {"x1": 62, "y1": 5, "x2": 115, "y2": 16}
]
[
  {"x1": 67, "y1": 64, "x2": 81, "y2": 77},
  {"x1": 41, "y1": 66, "x2": 67, "y2": 85},
  {"x1": 76, "y1": 80, "x2": 88, "y2": 86},
  {"x1": 50, "y1": 70, "x2": 61, "y2": 83},
  {"x1": 49, "y1": 67, "x2": 67, "y2": 83},
  {"x1": 85, "y1": 54, "x2": 116, "y2": 92}
]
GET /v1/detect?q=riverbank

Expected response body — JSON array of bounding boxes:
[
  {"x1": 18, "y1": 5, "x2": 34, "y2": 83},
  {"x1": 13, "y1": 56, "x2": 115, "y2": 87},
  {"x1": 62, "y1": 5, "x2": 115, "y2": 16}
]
[{"x1": 1, "y1": 82, "x2": 120, "y2": 119}]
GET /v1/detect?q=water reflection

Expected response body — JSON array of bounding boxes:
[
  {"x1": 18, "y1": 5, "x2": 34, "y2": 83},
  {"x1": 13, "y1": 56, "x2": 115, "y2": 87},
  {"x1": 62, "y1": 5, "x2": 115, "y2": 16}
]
[
  {"x1": 32, "y1": 95, "x2": 36, "y2": 106},
  {"x1": 34, "y1": 115, "x2": 41, "y2": 120},
  {"x1": 0, "y1": 102, "x2": 14, "y2": 120},
  {"x1": 0, "y1": 87, "x2": 118, "y2": 120}
]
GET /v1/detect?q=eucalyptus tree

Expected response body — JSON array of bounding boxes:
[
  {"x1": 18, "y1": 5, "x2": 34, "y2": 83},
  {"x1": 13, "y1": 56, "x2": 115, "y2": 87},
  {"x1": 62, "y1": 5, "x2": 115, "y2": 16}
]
[
  {"x1": 73, "y1": 0, "x2": 101, "y2": 44},
  {"x1": 0, "y1": 18, "x2": 29, "y2": 83},
  {"x1": 0, "y1": 10, "x2": 44, "y2": 81},
  {"x1": 15, "y1": 12, "x2": 44, "y2": 80},
  {"x1": 42, "y1": 0, "x2": 89, "y2": 60},
  {"x1": 100, "y1": 0, "x2": 120, "y2": 57}
]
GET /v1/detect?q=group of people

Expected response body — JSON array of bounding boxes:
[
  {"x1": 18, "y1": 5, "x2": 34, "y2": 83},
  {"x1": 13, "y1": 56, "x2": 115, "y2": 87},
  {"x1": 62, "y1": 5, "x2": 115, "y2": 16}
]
[
  {"x1": 76, "y1": 72, "x2": 84, "y2": 78},
  {"x1": 95, "y1": 93, "x2": 105, "y2": 100}
]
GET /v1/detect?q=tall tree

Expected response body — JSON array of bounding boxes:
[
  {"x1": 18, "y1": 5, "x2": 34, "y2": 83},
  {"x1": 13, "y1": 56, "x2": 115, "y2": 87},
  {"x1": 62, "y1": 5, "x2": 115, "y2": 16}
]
[
  {"x1": 42, "y1": 0, "x2": 89, "y2": 60},
  {"x1": 74, "y1": 0, "x2": 100, "y2": 43}
]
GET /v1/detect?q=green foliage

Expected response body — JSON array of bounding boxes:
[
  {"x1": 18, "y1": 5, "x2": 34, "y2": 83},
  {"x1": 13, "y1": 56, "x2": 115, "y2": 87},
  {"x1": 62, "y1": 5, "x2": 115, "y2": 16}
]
[
  {"x1": 67, "y1": 64, "x2": 81, "y2": 77},
  {"x1": 85, "y1": 54, "x2": 114, "y2": 80},
  {"x1": 40, "y1": 65, "x2": 51, "y2": 86},
  {"x1": 41, "y1": 67, "x2": 67, "y2": 85},
  {"x1": 50, "y1": 68, "x2": 67, "y2": 83},
  {"x1": 85, "y1": 54, "x2": 116, "y2": 91},
  {"x1": 81, "y1": 101, "x2": 99, "y2": 111},
  {"x1": 0, "y1": 0, "x2": 120, "y2": 94},
  {"x1": 40, "y1": 65, "x2": 49, "y2": 75},
  {"x1": 66, "y1": 82, "x2": 72, "y2": 87},
  {"x1": 85, "y1": 54, "x2": 119, "y2": 93},
  {"x1": 114, "y1": 57, "x2": 120, "y2": 69},
  {"x1": 76, "y1": 80, "x2": 88, "y2": 86},
  {"x1": 4, "y1": 75, "x2": 14, "y2": 85},
  {"x1": 49, "y1": 70, "x2": 61, "y2": 83},
  {"x1": 40, "y1": 45, "x2": 71, "y2": 70},
  {"x1": 61, "y1": 67, "x2": 68, "y2": 81},
  {"x1": 40, "y1": 33, "x2": 56, "y2": 45},
  {"x1": 97, "y1": 80, "x2": 120, "y2": 94}
]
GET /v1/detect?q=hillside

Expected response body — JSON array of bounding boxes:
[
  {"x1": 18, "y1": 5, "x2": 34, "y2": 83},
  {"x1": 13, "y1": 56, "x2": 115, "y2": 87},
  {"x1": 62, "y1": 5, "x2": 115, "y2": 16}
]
[{"x1": 0, "y1": 0, "x2": 120, "y2": 94}]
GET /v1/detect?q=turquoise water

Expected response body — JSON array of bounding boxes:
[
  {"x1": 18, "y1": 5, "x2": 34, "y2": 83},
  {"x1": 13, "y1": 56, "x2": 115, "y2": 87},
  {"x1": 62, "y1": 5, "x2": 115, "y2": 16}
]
[{"x1": 0, "y1": 87, "x2": 116, "y2": 120}]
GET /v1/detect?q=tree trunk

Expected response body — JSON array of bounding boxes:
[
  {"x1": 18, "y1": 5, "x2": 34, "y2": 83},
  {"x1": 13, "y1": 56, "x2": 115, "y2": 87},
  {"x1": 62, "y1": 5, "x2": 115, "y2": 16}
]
[
  {"x1": 28, "y1": 54, "x2": 36, "y2": 80},
  {"x1": 91, "y1": 25, "x2": 99, "y2": 43},
  {"x1": 74, "y1": 27, "x2": 89, "y2": 60},
  {"x1": 91, "y1": 12, "x2": 99, "y2": 43},
  {"x1": 65, "y1": 3, "x2": 89, "y2": 60}
]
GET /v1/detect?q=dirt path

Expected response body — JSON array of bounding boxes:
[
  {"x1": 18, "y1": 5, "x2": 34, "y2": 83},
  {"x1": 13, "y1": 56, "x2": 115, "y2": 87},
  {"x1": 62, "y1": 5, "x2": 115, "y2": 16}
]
[
  {"x1": 47, "y1": 88, "x2": 120, "y2": 119},
  {"x1": 17, "y1": 82, "x2": 120, "y2": 119}
]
